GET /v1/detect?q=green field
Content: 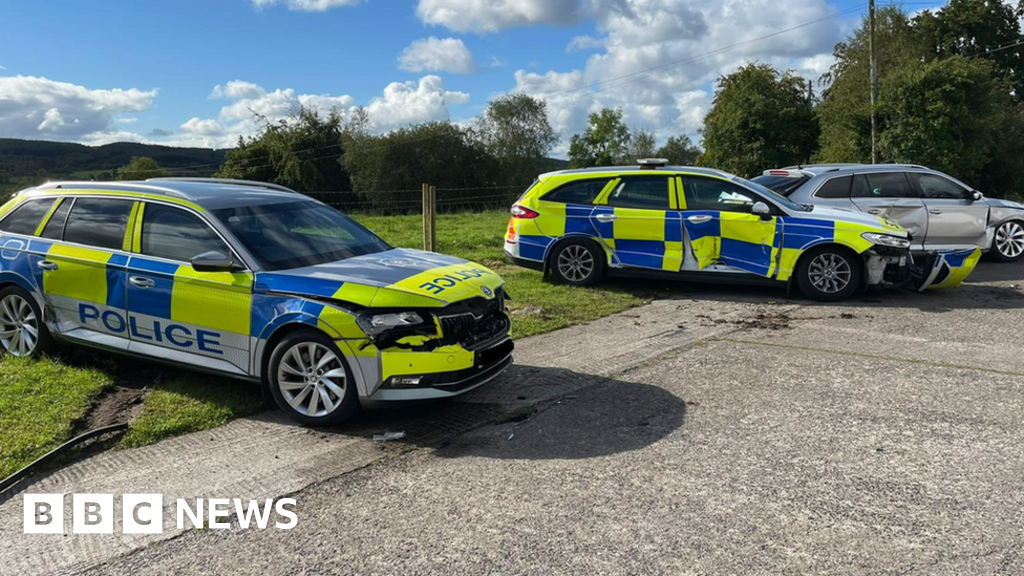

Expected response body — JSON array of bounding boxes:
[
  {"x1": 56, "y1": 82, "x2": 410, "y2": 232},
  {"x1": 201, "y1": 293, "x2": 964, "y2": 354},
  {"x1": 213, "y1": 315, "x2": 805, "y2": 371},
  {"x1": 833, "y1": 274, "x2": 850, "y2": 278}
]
[{"x1": 0, "y1": 210, "x2": 657, "y2": 477}]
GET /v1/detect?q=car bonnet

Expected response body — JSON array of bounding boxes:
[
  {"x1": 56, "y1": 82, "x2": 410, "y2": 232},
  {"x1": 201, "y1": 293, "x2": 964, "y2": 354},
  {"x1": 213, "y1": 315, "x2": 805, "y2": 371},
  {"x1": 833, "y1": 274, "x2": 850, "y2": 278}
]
[
  {"x1": 794, "y1": 205, "x2": 908, "y2": 237},
  {"x1": 255, "y1": 247, "x2": 505, "y2": 308}
]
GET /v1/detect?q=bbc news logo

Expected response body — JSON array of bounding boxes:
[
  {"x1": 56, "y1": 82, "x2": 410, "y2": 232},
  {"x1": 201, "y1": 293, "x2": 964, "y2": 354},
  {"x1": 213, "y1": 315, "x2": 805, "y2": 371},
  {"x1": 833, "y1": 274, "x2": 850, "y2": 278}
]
[{"x1": 24, "y1": 494, "x2": 298, "y2": 534}]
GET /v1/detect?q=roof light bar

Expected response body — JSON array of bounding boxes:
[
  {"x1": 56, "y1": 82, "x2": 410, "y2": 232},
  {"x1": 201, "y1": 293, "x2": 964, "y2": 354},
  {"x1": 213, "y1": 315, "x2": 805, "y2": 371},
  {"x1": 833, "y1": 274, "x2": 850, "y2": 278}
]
[{"x1": 637, "y1": 158, "x2": 669, "y2": 170}]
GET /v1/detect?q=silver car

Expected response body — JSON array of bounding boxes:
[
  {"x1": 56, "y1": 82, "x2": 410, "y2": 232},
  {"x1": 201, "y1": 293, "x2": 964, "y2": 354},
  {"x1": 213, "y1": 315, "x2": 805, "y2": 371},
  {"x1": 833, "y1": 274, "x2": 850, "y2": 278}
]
[{"x1": 754, "y1": 164, "x2": 1024, "y2": 262}]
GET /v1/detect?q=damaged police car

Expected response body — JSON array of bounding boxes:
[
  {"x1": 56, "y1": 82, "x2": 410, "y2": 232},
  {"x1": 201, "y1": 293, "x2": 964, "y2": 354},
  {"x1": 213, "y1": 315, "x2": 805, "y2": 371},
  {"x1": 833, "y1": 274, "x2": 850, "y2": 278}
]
[{"x1": 0, "y1": 178, "x2": 512, "y2": 425}]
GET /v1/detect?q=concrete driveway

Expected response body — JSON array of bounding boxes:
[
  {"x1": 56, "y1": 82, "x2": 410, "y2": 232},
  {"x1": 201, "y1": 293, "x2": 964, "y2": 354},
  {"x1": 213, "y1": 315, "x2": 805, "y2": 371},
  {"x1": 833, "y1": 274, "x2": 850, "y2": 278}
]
[{"x1": 4, "y1": 259, "x2": 1024, "y2": 576}]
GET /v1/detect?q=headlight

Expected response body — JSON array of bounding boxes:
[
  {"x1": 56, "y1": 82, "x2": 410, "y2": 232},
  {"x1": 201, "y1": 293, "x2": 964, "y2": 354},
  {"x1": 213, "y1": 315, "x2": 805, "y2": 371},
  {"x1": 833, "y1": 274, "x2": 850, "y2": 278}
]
[
  {"x1": 861, "y1": 232, "x2": 911, "y2": 249},
  {"x1": 356, "y1": 311, "x2": 425, "y2": 336}
]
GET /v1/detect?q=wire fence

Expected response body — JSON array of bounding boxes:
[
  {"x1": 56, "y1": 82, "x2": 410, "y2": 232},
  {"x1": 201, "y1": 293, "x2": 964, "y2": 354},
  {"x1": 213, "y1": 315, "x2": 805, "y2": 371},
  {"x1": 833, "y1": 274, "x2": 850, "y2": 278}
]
[{"x1": 309, "y1": 184, "x2": 529, "y2": 215}]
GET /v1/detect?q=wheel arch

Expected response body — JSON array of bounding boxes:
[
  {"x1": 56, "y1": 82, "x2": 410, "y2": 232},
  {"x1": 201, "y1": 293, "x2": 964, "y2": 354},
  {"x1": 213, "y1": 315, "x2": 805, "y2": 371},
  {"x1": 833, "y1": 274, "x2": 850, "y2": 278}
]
[
  {"x1": 791, "y1": 241, "x2": 865, "y2": 285},
  {"x1": 543, "y1": 234, "x2": 610, "y2": 274}
]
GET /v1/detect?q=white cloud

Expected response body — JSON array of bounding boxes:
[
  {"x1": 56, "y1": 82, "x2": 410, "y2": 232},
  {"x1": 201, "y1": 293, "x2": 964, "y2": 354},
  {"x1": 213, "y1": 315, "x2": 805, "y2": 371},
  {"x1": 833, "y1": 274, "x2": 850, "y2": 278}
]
[
  {"x1": 507, "y1": 0, "x2": 842, "y2": 153},
  {"x1": 0, "y1": 75, "x2": 156, "y2": 140},
  {"x1": 566, "y1": 35, "x2": 603, "y2": 52},
  {"x1": 365, "y1": 75, "x2": 470, "y2": 131},
  {"x1": 179, "y1": 117, "x2": 225, "y2": 136},
  {"x1": 398, "y1": 37, "x2": 477, "y2": 74},
  {"x1": 250, "y1": 0, "x2": 361, "y2": 11},
  {"x1": 160, "y1": 75, "x2": 469, "y2": 147},
  {"x1": 416, "y1": 0, "x2": 578, "y2": 33}
]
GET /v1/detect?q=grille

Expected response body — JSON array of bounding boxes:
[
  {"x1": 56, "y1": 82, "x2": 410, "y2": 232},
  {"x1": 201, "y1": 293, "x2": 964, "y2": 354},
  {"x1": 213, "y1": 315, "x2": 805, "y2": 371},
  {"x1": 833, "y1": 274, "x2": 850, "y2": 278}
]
[{"x1": 437, "y1": 291, "x2": 509, "y2": 350}]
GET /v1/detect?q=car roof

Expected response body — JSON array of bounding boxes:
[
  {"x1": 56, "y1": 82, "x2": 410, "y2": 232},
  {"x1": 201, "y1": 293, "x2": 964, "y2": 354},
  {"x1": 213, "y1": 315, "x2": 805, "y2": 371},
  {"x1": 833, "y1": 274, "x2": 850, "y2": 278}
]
[
  {"x1": 15, "y1": 178, "x2": 302, "y2": 211},
  {"x1": 540, "y1": 165, "x2": 736, "y2": 180},
  {"x1": 780, "y1": 163, "x2": 930, "y2": 176}
]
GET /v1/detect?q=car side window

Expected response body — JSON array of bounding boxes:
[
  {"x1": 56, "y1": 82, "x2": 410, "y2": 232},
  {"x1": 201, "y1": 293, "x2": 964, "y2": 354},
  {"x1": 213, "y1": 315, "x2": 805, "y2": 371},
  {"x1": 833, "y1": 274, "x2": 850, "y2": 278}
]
[
  {"x1": 606, "y1": 177, "x2": 670, "y2": 210},
  {"x1": 683, "y1": 177, "x2": 760, "y2": 213},
  {"x1": 39, "y1": 199, "x2": 72, "y2": 240},
  {"x1": 141, "y1": 204, "x2": 232, "y2": 263},
  {"x1": 814, "y1": 176, "x2": 852, "y2": 199},
  {"x1": 0, "y1": 198, "x2": 57, "y2": 236},
  {"x1": 852, "y1": 173, "x2": 917, "y2": 198},
  {"x1": 913, "y1": 174, "x2": 969, "y2": 199},
  {"x1": 542, "y1": 179, "x2": 609, "y2": 205},
  {"x1": 63, "y1": 198, "x2": 135, "y2": 250}
]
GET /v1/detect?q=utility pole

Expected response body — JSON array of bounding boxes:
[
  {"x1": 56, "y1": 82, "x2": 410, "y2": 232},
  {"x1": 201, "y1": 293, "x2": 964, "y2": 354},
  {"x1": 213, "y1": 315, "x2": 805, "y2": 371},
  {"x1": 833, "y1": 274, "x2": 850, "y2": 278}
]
[{"x1": 869, "y1": 0, "x2": 878, "y2": 164}]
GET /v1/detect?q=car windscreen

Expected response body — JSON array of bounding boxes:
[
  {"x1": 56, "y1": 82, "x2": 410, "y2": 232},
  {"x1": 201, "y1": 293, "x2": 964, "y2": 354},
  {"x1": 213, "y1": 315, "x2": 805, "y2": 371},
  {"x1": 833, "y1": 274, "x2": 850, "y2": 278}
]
[
  {"x1": 212, "y1": 200, "x2": 390, "y2": 271},
  {"x1": 735, "y1": 177, "x2": 808, "y2": 213},
  {"x1": 751, "y1": 174, "x2": 809, "y2": 196}
]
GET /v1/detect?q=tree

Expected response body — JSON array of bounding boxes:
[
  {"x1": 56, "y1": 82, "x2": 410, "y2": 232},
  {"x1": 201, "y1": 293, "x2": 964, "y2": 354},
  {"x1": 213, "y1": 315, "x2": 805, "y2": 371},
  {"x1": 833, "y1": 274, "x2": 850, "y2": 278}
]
[
  {"x1": 116, "y1": 156, "x2": 167, "y2": 180},
  {"x1": 473, "y1": 94, "x2": 558, "y2": 188},
  {"x1": 915, "y1": 0, "x2": 1024, "y2": 97},
  {"x1": 878, "y1": 55, "x2": 1012, "y2": 189},
  {"x1": 567, "y1": 108, "x2": 630, "y2": 168},
  {"x1": 342, "y1": 121, "x2": 499, "y2": 211},
  {"x1": 216, "y1": 106, "x2": 351, "y2": 196},
  {"x1": 697, "y1": 63, "x2": 819, "y2": 177},
  {"x1": 656, "y1": 135, "x2": 701, "y2": 166},
  {"x1": 620, "y1": 128, "x2": 657, "y2": 163},
  {"x1": 816, "y1": 6, "x2": 924, "y2": 163}
]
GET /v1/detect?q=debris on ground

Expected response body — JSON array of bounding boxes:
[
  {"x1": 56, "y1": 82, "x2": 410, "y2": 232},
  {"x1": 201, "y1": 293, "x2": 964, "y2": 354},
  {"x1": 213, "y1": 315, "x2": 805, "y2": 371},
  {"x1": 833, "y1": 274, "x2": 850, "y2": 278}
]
[
  {"x1": 373, "y1": 431, "x2": 407, "y2": 442},
  {"x1": 511, "y1": 305, "x2": 544, "y2": 317}
]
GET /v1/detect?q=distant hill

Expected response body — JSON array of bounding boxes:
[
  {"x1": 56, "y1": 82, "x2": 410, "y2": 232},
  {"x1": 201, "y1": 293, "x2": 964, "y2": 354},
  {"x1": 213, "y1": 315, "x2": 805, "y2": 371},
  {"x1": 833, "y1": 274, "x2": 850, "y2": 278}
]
[{"x1": 0, "y1": 138, "x2": 228, "y2": 191}]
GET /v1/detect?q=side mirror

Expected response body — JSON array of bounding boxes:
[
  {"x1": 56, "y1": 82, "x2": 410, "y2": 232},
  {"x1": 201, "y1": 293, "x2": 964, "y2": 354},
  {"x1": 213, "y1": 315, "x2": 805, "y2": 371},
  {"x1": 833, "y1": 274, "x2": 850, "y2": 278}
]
[
  {"x1": 971, "y1": 190, "x2": 984, "y2": 202},
  {"x1": 752, "y1": 201, "x2": 772, "y2": 220},
  {"x1": 190, "y1": 251, "x2": 242, "y2": 272}
]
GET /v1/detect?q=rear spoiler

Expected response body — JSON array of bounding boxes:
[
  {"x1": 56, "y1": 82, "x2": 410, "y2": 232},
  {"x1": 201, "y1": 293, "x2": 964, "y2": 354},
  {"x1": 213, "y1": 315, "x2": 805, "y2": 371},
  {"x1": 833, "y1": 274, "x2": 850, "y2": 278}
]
[{"x1": 762, "y1": 169, "x2": 806, "y2": 178}]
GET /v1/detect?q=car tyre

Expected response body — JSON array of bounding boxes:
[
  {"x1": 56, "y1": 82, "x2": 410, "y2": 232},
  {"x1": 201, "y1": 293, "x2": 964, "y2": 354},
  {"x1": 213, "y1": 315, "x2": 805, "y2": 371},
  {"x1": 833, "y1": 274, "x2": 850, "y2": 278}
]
[
  {"x1": 550, "y1": 239, "x2": 606, "y2": 286},
  {"x1": 796, "y1": 246, "x2": 862, "y2": 302},
  {"x1": 988, "y1": 220, "x2": 1024, "y2": 263},
  {"x1": 268, "y1": 329, "x2": 359, "y2": 426},
  {"x1": 0, "y1": 285, "x2": 53, "y2": 358}
]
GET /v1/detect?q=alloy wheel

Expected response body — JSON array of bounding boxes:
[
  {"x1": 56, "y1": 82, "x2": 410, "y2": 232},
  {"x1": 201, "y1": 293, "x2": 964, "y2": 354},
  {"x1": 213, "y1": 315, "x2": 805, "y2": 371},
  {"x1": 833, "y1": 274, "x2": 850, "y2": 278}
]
[
  {"x1": 996, "y1": 221, "x2": 1024, "y2": 259},
  {"x1": 807, "y1": 253, "x2": 852, "y2": 294},
  {"x1": 277, "y1": 342, "x2": 347, "y2": 418},
  {"x1": 0, "y1": 294, "x2": 39, "y2": 357},
  {"x1": 557, "y1": 245, "x2": 595, "y2": 282}
]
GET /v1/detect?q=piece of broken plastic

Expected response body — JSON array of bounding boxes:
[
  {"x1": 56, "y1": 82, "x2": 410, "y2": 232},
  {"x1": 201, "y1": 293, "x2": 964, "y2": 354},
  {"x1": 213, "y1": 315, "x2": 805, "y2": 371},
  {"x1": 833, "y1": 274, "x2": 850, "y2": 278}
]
[{"x1": 373, "y1": 431, "x2": 406, "y2": 442}]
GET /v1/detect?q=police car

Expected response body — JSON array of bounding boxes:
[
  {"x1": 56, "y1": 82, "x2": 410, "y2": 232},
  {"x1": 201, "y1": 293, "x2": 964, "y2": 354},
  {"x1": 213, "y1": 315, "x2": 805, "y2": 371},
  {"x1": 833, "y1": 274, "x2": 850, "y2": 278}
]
[
  {"x1": 504, "y1": 160, "x2": 981, "y2": 301},
  {"x1": 0, "y1": 178, "x2": 512, "y2": 425}
]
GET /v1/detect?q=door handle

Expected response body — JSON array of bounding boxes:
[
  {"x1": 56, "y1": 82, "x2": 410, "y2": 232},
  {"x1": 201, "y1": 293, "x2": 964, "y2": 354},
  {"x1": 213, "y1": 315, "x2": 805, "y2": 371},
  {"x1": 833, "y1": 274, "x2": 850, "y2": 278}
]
[
  {"x1": 129, "y1": 276, "x2": 156, "y2": 289},
  {"x1": 866, "y1": 209, "x2": 883, "y2": 215},
  {"x1": 687, "y1": 215, "x2": 713, "y2": 224},
  {"x1": 594, "y1": 213, "x2": 617, "y2": 223},
  {"x1": 36, "y1": 260, "x2": 58, "y2": 271},
  {"x1": 929, "y1": 209, "x2": 943, "y2": 215}
]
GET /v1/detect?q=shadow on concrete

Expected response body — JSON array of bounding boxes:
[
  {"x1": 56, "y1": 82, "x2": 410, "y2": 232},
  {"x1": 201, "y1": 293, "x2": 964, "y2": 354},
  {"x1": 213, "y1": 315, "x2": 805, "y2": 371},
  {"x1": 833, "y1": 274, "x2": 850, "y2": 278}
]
[{"x1": 315, "y1": 366, "x2": 689, "y2": 461}]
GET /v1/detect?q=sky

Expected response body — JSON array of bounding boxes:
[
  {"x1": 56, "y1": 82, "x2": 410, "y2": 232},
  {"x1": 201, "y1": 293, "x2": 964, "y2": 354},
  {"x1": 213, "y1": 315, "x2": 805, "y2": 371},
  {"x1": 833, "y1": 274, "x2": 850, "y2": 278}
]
[{"x1": 0, "y1": 0, "x2": 947, "y2": 156}]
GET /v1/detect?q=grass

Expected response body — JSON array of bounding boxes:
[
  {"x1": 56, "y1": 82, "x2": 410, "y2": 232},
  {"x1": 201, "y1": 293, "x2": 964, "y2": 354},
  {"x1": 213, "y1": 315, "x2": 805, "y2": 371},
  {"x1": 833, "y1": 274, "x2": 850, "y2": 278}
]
[
  {"x1": 0, "y1": 355, "x2": 113, "y2": 478},
  {"x1": 0, "y1": 209, "x2": 655, "y2": 471},
  {"x1": 121, "y1": 374, "x2": 266, "y2": 448}
]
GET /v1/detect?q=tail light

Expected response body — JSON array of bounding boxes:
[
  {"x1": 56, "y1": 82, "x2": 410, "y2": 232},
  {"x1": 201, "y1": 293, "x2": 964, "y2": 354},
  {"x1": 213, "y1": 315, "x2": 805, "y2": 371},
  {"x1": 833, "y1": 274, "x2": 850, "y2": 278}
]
[{"x1": 510, "y1": 204, "x2": 539, "y2": 219}]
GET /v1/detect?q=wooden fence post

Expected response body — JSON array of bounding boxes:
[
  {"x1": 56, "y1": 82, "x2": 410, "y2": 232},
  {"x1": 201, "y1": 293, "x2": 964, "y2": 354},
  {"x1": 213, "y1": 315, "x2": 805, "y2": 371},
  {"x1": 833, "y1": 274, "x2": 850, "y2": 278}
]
[
  {"x1": 429, "y1": 185, "x2": 437, "y2": 252},
  {"x1": 422, "y1": 183, "x2": 437, "y2": 252}
]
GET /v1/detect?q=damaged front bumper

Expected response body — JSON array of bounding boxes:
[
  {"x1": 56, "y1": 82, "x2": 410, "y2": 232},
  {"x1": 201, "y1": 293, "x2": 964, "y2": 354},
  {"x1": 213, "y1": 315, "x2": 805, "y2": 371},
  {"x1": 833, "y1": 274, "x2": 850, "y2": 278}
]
[
  {"x1": 864, "y1": 246, "x2": 982, "y2": 291},
  {"x1": 339, "y1": 289, "x2": 514, "y2": 405}
]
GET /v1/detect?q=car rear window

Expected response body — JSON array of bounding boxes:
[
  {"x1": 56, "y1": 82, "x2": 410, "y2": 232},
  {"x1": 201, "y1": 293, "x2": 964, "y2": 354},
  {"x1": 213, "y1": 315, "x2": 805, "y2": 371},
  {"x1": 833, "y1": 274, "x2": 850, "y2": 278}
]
[
  {"x1": 814, "y1": 176, "x2": 853, "y2": 198},
  {"x1": 0, "y1": 198, "x2": 56, "y2": 236},
  {"x1": 542, "y1": 179, "x2": 608, "y2": 204},
  {"x1": 63, "y1": 198, "x2": 135, "y2": 250},
  {"x1": 751, "y1": 175, "x2": 809, "y2": 196}
]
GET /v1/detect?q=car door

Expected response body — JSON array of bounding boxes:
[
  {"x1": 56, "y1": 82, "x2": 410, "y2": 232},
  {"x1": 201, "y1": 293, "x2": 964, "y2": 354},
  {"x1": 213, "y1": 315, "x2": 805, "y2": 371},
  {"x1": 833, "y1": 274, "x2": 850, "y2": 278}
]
[
  {"x1": 910, "y1": 172, "x2": 989, "y2": 250},
  {"x1": 850, "y1": 172, "x2": 927, "y2": 250},
  {"x1": 680, "y1": 176, "x2": 778, "y2": 277},
  {"x1": 41, "y1": 197, "x2": 135, "y2": 349},
  {"x1": 126, "y1": 202, "x2": 253, "y2": 375},
  {"x1": 590, "y1": 175, "x2": 683, "y2": 271}
]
